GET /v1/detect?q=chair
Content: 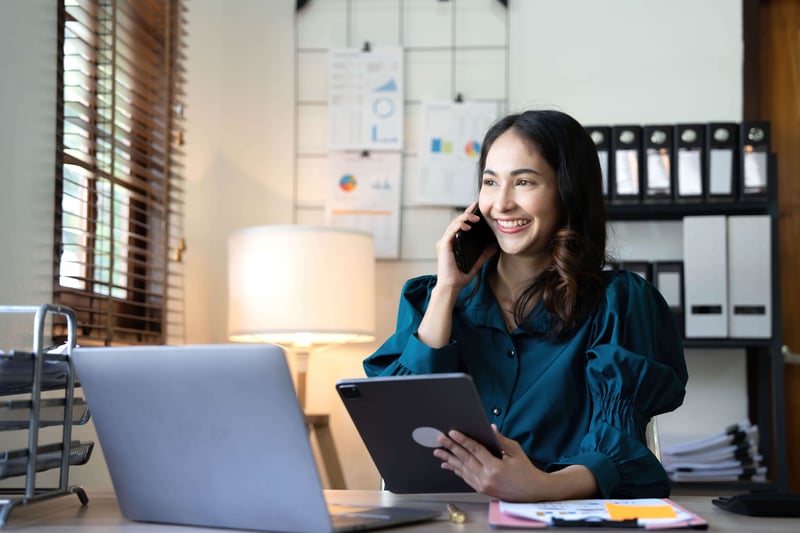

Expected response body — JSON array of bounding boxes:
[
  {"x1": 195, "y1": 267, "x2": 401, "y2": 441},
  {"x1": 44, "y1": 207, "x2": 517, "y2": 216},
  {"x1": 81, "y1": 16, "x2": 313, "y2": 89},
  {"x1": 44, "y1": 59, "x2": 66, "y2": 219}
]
[{"x1": 646, "y1": 417, "x2": 661, "y2": 461}]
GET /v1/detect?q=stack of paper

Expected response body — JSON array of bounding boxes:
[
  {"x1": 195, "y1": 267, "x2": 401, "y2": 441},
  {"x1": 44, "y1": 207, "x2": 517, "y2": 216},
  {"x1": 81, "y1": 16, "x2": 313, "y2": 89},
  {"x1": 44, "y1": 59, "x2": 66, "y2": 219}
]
[
  {"x1": 661, "y1": 420, "x2": 766, "y2": 483},
  {"x1": 489, "y1": 498, "x2": 708, "y2": 529}
]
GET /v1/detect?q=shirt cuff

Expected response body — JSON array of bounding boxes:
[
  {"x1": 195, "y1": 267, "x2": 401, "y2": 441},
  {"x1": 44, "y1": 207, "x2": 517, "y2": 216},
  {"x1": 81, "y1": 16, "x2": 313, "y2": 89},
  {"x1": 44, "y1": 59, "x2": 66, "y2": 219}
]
[
  {"x1": 396, "y1": 333, "x2": 460, "y2": 374},
  {"x1": 546, "y1": 451, "x2": 619, "y2": 498}
]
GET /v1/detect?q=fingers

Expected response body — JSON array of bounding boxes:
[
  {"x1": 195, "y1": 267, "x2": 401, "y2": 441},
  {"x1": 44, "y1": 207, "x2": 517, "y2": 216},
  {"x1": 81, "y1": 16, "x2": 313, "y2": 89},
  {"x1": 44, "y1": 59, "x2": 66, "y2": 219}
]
[
  {"x1": 492, "y1": 426, "x2": 524, "y2": 458},
  {"x1": 452, "y1": 202, "x2": 480, "y2": 234},
  {"x1": 433, "y1": 433, "x2": 478, "y2": 488},
  {"x1": 436, "y1": 430, "x2": 498, "y2": 467},
  {"x1": 438, "y1": 202, "x2": 479, "y2": 253}
]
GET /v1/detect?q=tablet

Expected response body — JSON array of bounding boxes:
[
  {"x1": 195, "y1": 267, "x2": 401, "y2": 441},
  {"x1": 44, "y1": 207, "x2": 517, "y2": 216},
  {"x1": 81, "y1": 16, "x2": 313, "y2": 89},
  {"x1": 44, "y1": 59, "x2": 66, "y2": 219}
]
[{"x1": 336, "y1": 373, "x2": 501, "y2": 493}]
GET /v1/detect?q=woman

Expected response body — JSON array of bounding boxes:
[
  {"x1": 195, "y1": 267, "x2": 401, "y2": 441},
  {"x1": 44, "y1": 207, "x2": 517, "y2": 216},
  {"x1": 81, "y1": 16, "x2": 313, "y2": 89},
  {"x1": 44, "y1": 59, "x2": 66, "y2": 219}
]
[{"x1": 363, "y1": 110, "x2": 687, "y2": 502}]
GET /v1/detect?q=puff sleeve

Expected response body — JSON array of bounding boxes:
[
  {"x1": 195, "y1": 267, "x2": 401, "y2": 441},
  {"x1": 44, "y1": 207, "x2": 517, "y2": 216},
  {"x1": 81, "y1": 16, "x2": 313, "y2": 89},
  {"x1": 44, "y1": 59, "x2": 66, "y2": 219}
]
[
  {"x1": 363, "y1": 276, "x2": 462, "y2": 376},
  {"x1": 547, "y1": 271, "x2": 688, "y2": 498}
]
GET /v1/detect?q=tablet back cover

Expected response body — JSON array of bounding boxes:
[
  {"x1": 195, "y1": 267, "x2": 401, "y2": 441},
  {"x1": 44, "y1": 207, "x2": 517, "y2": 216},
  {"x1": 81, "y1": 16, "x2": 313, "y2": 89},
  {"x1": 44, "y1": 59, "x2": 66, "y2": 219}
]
[{"x1": 336, "y1": 373, "x2": 500, "y2": 493}]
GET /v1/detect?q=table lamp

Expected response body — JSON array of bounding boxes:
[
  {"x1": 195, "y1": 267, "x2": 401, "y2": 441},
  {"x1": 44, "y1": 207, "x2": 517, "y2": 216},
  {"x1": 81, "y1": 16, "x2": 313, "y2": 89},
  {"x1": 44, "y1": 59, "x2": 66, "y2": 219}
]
[{"x1": 227, "y1": 225, "x2": 376, "y2": 410}]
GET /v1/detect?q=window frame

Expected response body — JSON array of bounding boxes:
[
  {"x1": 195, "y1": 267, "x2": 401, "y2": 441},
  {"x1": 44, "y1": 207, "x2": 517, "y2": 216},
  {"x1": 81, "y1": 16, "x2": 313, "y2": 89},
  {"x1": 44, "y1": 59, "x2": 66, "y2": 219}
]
[{"x1": 54, "y1": 0, "x2": 186, "y2": 346}]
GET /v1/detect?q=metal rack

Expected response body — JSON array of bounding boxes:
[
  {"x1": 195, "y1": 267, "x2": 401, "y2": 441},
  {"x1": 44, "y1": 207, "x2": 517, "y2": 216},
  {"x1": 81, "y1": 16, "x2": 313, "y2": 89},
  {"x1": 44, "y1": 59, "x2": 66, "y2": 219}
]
[{"x1": 0, "y1": 305, "x2": 91, "y2": 527}]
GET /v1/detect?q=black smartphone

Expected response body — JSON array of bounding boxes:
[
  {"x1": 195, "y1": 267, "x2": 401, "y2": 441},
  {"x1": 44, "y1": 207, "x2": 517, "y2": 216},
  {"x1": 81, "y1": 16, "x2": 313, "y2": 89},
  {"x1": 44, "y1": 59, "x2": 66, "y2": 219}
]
[{"x1": 453, "y1": 207, "x2": 497, "y2": 273}]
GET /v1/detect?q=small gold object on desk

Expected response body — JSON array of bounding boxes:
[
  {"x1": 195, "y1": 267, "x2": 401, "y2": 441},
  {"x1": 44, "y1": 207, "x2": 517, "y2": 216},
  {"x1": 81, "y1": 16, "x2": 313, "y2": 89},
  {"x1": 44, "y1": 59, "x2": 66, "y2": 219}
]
[{"x1": 447, "y1": 503, "x2": 466, "y2": 523}]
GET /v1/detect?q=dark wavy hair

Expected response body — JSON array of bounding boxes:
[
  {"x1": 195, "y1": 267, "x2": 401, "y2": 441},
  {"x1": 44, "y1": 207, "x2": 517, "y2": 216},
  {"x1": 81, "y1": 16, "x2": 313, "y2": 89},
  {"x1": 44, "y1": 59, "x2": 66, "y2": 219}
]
[{"x1": 477, "y1": 110, "x2": 608, "y2": 338}]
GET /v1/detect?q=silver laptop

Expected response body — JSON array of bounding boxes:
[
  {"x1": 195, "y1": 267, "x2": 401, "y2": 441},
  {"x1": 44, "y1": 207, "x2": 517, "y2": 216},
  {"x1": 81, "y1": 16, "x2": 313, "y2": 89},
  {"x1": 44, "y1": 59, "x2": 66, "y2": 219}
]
[{"x1": 72, "y1": 344, "x2": 439, "y2": 533}]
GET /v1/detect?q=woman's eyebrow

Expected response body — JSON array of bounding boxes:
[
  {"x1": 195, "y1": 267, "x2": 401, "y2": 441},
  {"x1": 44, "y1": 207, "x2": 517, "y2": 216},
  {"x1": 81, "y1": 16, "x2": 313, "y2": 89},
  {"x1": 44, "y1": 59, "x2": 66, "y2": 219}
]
[
  {"x1": 511, "y1": 168, "x2": 543, "y2": 176},
  {"x1": 482, "y1": 168, "x2": 543, "y2": 176}
]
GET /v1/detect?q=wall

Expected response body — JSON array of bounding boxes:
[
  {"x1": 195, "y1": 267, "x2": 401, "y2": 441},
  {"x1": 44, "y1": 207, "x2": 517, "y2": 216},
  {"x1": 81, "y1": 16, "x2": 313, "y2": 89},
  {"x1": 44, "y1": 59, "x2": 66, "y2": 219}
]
[
  {"x1": 0, "y1": 0, "x2": 58, "y2": 315},
  {"x1": 183, "y1": 0, "x2": 296, "y2": 345}
]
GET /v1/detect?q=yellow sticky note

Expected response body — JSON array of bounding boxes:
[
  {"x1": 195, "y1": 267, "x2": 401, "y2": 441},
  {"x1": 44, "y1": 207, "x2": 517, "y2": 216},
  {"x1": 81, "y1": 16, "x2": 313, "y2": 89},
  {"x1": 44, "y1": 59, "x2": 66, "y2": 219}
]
[{"x1": 605, "y1": 502, "x2": 677, "y2": 520}]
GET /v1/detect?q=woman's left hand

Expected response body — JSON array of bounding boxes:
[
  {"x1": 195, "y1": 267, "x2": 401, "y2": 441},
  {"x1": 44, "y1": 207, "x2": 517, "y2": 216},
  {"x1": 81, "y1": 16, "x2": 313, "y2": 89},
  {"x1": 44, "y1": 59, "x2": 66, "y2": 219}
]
[
  {"x1": 433, "y1": 425, "x2": 598, "y2": 502},
  {"x1": 434, "y1": 425, "x2": 547, "y2": 501}
]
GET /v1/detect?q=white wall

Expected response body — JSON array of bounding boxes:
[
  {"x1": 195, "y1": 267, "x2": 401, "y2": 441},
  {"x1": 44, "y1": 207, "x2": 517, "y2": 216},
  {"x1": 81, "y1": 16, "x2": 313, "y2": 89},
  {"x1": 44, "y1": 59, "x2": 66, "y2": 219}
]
[
  {"x1": 0, "y1": 0, "x2": 58, "y2": 312},
  {"x1": 183, "y1": 0, "x2": 296, "y2": 344},
  {"x1": 508, "y1": 0, "x2": 742, "y2": 123}
]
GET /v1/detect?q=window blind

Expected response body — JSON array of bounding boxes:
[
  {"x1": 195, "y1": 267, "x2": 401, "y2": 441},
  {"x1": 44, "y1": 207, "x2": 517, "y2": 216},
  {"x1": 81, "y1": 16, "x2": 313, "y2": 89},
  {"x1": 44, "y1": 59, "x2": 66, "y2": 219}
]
[{"x1": 55, "y1": 0, "x2": 186, "y2": 345}]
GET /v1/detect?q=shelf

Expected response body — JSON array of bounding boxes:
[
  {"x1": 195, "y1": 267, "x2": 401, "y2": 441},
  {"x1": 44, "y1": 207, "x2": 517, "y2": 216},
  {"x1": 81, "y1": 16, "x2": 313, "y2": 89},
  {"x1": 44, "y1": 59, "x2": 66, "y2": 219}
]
[
  {"x1": 606, "y1": 200, "x2": 775, "y2": 221},
  {"x1": 672, "y1": 480, "x2": 782, "y2": 493},
  {"x1": 682, "y1": 339, "x2": 774, "y2": 350}
]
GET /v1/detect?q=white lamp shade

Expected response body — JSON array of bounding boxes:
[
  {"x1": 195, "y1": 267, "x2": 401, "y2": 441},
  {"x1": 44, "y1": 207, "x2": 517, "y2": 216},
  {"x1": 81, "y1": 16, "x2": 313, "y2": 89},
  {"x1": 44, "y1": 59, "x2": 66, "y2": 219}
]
[{"x1": 227, "y1": 225, "x2": 376, "y2": 346}]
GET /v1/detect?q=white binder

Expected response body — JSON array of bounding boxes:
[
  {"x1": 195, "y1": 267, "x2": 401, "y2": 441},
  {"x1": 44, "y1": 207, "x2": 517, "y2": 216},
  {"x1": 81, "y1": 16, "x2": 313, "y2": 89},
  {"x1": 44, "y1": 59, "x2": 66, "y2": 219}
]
[
  {"x1": 683, "y1": 216, "x2": 728, "y2": 337},
  {"x1": 728, "y1": 215, "x2": 772, "y2": 338}
]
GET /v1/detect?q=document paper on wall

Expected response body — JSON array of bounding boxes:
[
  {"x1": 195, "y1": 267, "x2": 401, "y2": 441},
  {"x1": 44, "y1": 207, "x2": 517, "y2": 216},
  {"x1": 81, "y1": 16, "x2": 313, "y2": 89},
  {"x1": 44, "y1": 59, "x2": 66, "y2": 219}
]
[
  {"x1": 416, "y1": 101, "x2": 498, "y2": 207},
  {"x1": 328, "y1": 47, "x2": 403, "y2": 151},
  {"x1": 325, "y1": 151, "x2": 401, "y2": 259}
]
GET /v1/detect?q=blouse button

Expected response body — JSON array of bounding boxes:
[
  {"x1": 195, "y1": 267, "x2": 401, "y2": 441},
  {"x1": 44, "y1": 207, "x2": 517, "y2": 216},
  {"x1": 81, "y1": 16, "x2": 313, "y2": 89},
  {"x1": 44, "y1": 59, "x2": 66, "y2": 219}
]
[
  {"x1": 507, "y1": 349, "x2": 516, "y2": 358},
  {"x1": 492, "y1": 407, "x2": 502, "y2": 416}
]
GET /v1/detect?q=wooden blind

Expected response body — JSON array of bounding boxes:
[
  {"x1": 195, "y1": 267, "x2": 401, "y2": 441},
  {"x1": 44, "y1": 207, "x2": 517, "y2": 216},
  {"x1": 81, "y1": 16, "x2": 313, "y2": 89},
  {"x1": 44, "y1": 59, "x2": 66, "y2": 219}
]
[{"x1": 54, "y1": 0, "x2": 186, "y2": 346}]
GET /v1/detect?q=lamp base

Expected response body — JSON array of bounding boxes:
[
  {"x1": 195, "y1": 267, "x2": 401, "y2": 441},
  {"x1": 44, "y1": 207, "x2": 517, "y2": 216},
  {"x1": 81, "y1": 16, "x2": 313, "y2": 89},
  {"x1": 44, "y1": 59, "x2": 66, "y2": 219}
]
[
  {"x1": 293, "y1": 350, "x2": 309, "y2": 410},
  {"x1": 292, "y1": 349, "x2": 345, "y2": 489},
  {"x1": 305, "y1": 413, "x2": 346, "y2": 489}
]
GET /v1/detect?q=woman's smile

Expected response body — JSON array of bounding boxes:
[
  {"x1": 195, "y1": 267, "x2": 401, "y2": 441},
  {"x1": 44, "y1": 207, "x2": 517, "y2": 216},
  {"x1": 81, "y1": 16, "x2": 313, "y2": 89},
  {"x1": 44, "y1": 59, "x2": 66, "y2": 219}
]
[{"x1": 495, "y1": 218, "x2": 531, "y2": 232}]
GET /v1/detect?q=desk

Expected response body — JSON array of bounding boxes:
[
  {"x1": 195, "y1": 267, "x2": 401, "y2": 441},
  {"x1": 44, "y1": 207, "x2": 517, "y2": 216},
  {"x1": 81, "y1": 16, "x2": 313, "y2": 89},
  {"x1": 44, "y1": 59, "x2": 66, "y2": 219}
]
[{"x1": 2, "y1": 489, "x2": 799, "y2": 532}]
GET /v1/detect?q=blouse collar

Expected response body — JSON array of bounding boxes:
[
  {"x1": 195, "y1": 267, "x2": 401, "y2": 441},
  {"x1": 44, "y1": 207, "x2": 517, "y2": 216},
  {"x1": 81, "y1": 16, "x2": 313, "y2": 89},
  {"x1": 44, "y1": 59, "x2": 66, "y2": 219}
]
[{"x1": 455, "y1": 258, "x2": 551, "y2": 335}]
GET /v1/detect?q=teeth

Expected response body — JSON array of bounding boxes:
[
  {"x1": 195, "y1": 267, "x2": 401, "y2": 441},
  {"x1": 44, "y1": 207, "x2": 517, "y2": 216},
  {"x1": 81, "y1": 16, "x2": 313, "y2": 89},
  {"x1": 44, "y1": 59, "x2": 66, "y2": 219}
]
[{"x1": 497, "y1": 219, "x2": 529, "y2": 228}]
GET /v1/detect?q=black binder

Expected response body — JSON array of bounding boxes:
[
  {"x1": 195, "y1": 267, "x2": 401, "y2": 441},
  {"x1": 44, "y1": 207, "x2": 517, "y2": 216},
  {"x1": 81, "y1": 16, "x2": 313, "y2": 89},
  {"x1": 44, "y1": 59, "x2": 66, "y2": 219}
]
[
  {"x1": 642, "y1": 125, "x2": 674, "y2": 203},
  {"x1": 740, "y1": 121, "x2": 770, "y2": 200},
  {"x1": 706, "y1": 122, "x2": 738, "y2": 202},
  {"x1": 674, "y1": 124, "x2": 705, "y2": 202},
  {"x1": 586, "y1": 125, "x2": 612, "y2": 199},
  {"x1": 610, "y1": 125, "x2": 642, "y2": 204}
]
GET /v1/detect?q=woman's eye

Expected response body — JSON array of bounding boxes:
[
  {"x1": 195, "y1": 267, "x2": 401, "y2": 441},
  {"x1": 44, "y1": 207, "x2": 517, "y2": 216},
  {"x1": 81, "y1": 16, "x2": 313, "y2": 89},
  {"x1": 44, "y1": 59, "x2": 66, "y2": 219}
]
[{"x1": 482, "y1": 178, "x2": 496, "y2": 186}]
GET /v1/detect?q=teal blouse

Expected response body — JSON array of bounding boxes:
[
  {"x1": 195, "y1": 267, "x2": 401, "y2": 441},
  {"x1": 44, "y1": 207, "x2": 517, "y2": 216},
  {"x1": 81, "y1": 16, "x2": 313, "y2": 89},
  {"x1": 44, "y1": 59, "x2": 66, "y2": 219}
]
[{"x1": 363, "y1": 266, "x2": 688, "y2": 498}]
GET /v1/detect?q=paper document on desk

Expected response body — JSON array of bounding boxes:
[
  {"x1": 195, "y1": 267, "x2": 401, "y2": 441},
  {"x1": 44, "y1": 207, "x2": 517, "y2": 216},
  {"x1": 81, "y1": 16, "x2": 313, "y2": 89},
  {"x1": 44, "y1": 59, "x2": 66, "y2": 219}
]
[{"x1": 490, "y1": 498, "x2": 708, "y2": 529}]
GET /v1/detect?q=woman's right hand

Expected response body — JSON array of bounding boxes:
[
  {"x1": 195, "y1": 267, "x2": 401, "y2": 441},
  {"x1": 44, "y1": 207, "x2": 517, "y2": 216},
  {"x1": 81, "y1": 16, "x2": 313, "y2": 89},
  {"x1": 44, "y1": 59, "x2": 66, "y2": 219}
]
[
  {"x1": 416, "y1": 202, "x2": 497, "y2": 349},
  {"x1": 434, "y1": 202, "x2": 497, "y2": 291}
]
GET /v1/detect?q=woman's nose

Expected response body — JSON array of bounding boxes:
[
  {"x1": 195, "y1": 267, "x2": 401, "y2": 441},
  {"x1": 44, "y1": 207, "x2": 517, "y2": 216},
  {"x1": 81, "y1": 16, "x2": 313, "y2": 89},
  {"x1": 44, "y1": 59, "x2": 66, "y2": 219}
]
[{"x1": 494, "y1": 186, "x2": 516, "y2": 211}]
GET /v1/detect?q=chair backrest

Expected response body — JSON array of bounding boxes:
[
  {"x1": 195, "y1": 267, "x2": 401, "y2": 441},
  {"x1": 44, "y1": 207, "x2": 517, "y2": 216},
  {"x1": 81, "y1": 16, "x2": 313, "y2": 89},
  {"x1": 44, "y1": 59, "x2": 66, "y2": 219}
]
[{"x1": 646, "y1": 417, "x2": 661, "y2": 461}]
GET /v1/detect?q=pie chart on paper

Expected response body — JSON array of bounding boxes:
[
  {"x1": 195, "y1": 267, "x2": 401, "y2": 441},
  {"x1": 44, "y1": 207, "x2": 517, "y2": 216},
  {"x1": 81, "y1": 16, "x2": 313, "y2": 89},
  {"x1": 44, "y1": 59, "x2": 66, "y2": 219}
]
[
  {"x1": 464, "y1": 140, "x2": 481, "y2": 157},
  {"x1": 339, "y1": 174, "x2": 357, "y2": 192}
]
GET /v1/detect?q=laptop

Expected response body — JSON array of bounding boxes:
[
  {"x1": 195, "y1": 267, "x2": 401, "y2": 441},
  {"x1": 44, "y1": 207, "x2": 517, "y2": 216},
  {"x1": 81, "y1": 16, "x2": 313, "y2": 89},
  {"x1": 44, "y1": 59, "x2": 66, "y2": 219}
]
[
  {"x1": 336, "y1": 373, "x2": 502, "y2": 493},
  {"x1": 72, "y1": 344, "x2": 440, "y2": 533}
]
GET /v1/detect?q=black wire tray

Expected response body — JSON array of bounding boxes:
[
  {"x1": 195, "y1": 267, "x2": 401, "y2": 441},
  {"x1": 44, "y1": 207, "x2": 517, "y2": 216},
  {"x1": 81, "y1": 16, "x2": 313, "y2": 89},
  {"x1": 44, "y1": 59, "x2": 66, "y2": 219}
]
[
  {"x1": 0, "y1": 350, "x2": 78, "y2": 396},
  {"x1": 0, "y1": 440, "x2": 94, "y2": 480},
  {"x1": 0, "y1": 397, "x2": 90, "y2": 430}
]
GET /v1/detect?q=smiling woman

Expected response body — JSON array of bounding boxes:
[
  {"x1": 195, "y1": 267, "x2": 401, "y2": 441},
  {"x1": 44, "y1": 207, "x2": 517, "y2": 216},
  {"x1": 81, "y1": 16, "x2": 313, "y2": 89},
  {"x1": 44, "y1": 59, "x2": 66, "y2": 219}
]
[
  {"x1": 363, "y1": 109, "x2": 688, "y2": 503},
  {"x1": 54, "y1": 0, "x2": 187, "y2": 346}
]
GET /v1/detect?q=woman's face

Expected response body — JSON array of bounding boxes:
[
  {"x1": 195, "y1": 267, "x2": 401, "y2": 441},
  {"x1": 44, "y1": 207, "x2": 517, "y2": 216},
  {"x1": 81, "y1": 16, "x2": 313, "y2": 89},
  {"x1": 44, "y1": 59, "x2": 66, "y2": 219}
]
[{"x1": 478, "y1": 129, "x2": 563, "y2": 259}]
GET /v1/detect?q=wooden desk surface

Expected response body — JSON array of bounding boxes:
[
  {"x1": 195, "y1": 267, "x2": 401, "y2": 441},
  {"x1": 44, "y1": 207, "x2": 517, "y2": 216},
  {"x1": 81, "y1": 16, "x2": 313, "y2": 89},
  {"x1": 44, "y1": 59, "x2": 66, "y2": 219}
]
[{"x1": 2, "y1": 489, "x2": 799, "y2": 532}]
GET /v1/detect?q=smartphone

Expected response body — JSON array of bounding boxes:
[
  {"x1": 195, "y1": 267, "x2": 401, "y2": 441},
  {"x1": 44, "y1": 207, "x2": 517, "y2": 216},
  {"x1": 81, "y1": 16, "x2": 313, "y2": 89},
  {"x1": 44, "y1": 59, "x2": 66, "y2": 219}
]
[{"x1": 453, "y1": 207, "x2": 497, "y2": 273}]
